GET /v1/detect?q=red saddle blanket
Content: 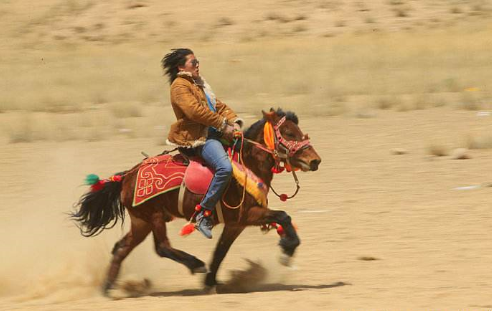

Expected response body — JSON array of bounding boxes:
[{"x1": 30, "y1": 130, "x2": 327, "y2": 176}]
[
  {"x1": 133, "y1": 154, "x2": 268, "y2": 207},
  {"x1": 133, "y1": 155, "x2": 186, "y2": 206}
]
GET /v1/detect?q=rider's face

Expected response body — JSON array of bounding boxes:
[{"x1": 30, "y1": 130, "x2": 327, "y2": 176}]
[{"x1": 179, "y1": 54, "x2": 200, "y2": 79}]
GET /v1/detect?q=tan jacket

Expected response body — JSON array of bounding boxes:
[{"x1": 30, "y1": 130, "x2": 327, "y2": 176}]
[{"x1": 166, "y1": 72, "x2": 240, "y2": 148}]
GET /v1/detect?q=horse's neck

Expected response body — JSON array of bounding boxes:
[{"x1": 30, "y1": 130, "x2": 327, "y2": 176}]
[{"x1": 242, "y1": 140, "x2": 274, "y2": 187}]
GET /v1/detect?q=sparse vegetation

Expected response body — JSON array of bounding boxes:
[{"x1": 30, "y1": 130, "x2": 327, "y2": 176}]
[
  {"x1": 108, "y1": 102, "x2": 143, "y2": 118},
  {"x1": 375, "y1": 96, "x2": 397, "y2": 110},
  {"x1": 458, "y1": 91, "x2": 482, "y2": 110},
  {"x1": 216, "y1": 17, "x2": 235, "y2": 27},
  {"x1": 427, "y1": 142, "x2": 448, "y2": 157},
  {"x1": 465, "y1": 133, "x2": 492, "y2": 149},
  {"x1": 1, "y1": 0, "x2": 492, "y2": 144}
]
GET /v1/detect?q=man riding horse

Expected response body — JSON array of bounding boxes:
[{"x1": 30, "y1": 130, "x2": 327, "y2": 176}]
[{"x1": 162, "y1": 48, "x2": 243, "y2": 239}]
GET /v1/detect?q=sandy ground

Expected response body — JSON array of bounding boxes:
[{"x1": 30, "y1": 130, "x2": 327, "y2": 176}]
[
  {"x1": 0, "y1": 108, "x2": 491, "y2": 310},
  {"x1": 1, "y1": 1, "x2": 492, "y2": 309}
]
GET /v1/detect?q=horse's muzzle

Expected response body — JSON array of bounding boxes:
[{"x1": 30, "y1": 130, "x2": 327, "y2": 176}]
[{"x1": 309, "y1": 159, "x2": 321, "y2": 171}]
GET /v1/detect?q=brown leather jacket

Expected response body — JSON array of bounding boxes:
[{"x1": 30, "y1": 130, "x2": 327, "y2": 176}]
[{"x1": 166, "y1": 72, "x2": 241, "y2": 148}]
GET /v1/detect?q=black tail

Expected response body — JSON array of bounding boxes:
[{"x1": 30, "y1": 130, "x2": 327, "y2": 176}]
[{"x1": 71, "y1": 176, "x2": 125, "y2": 237}]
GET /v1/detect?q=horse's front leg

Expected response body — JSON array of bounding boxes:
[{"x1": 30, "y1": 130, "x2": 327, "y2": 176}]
[
  {"x1": 243, "y1": 207, "x2": 300, "y2": 264},
  {"x1": 205, "y1": 225, "x2": 245, "y2": 288}
]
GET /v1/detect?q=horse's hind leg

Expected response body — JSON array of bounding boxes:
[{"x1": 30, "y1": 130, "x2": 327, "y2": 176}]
[
  {"x1": 151, "y1": 216, "x2": 206, "y2": 274},
  {"x1": 205, "y1": 225, "x2": 245, "y2": 288},
  {"x1": 103, "y1": 216, "x2": 151, "y2": 295}
]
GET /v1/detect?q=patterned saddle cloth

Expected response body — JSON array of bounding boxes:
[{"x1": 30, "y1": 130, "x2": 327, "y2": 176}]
[{"x1": 133, "y1": 154, "x2": 268, "y2": 207}]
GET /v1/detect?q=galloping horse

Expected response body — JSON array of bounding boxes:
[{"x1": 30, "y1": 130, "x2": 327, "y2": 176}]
[{"x1": 72, "y1": 108, "x2": 321, "y2": 295}]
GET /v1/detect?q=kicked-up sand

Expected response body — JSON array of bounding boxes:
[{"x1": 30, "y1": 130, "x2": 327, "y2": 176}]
[{"x1": 1, "y1": 0, "x2": 492, "y2": 310}]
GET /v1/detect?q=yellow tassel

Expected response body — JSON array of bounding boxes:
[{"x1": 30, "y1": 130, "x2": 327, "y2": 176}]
[{"x1": 232, "y1": 162, "x2": 268, "y2": 207}]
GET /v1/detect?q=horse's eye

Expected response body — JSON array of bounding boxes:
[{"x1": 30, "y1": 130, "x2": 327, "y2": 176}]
[{"x1": 284, "y1": 131, "x2": 295, "y2": 138}]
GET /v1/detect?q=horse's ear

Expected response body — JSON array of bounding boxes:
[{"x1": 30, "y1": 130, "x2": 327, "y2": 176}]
[{"x1": 262, "y1": 110, "x2": 276, "y2": 122}]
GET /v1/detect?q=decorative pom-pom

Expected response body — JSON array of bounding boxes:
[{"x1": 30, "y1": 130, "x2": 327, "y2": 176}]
[
  {"x1": 90, "y1": 180, "x2": 105, "y2": 192},
  {"x1": 110, "y1": 175, "x2": 123, "y2": 182},
  {"x1": 180, "y1": 223, "x2": 196, "y2": 236},
  {"x1": 271, "y1": 166, "x2": 285, "y2": 174},
  {"x1": 279, "y1": 194, "x2": 288, "y2": 201},
  {"x1": 276, "y1": 225, "x2": 285, "y2": 236},
  {"x1": 85, "y1": 174, "x2": 100, "y2": 185}
]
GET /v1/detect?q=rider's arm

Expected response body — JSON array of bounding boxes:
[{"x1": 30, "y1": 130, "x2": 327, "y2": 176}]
[
  {"x1": 172, "y1": 80, "x2": 228, "y2": 130},
  {"x1": 216, "y1": 99, "x2": 244, "y2": 129}
]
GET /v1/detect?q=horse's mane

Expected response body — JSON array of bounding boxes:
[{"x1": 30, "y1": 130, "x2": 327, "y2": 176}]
[{"x1": 244, "y1": 108, "x2": 298, "y2": 139}]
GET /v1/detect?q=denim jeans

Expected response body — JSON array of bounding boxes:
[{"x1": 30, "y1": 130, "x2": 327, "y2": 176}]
[{"x1": 198, "y1": 138, "x2": 232, "y2": 211}]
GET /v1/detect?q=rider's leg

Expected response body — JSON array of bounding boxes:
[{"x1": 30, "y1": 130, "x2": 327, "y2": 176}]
[{"x1": 196, "y1": 138, "x2": 232, "y2": 239}]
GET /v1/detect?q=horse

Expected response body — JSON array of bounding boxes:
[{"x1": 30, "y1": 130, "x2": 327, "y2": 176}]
[{"x1": 71, "y1": 108, "x2": 321, "y2": 295}]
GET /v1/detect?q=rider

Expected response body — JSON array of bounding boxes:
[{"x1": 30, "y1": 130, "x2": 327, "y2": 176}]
[{"x1": 162, "y1": 48, "x2": 243, "y2": 239}]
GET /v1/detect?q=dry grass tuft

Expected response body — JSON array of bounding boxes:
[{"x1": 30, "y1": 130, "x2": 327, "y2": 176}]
[
  {"x1": 465, "y1": 133, "x2": 492, "y2": 150},
  {"x1": 216, "y1": 17, "x2": 235, "y2": 27},
  {"x1": 358, "y1": 256, "x2": 380, "y2": 261},
  {"x1": 292, "y1": 24, "x2": 308, "y2": 33},
  {"x1": 388, "y1": 0, "x2": 405, "y2": 5},
  {"x1": 335, "y1": 20, "x2": 346, "y2": 27},
  {"x1": 450, "y1": 6, "x2": 463, "y2": 14},
  {"x1": 394, "y1": 7, "x2": 410, "y2": 17},
  {"x1": 427, "y1": 142, "x2": 448, "y2": 157},
  {"x1": 450, "y1": 148, "x2": 471, "y2": 160},
  {"x1": 412, "y1": 94, "x2": 431, "y2": 110},
  {"x1": 265, "y1": 12, "x2": 291, "y2": 23},
  {"x1": 375, "y1": 96, "x2": 399, "y2": 110},
  {"x1": 108, "y1": 102, "x2": 144, "y2": 118},
  {"x1": 458, "y1": 92, "x2": 483, "y2": 110}
]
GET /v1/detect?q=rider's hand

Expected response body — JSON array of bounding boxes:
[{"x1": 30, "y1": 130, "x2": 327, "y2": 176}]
[
  {"x1": 222, "y1": 124, "x2": 235, "y2": 142},
  {"x1": 233, "y1": 122, "x2": 242, "y2": 132}
]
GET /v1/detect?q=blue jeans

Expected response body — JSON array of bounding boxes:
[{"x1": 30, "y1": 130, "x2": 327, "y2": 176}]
[{"x1": 198, "y1": 138, "x2": 232, "y2": 211}]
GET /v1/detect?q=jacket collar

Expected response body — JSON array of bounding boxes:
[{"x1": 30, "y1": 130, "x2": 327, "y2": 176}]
[{"x1": 176, "y1": 71, "x2": 217, "y2": 103}]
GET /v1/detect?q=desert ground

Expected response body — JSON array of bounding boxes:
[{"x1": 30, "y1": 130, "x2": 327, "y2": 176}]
[{"x1": 1, "y1": 1, "x2": 492, "y2": 310}]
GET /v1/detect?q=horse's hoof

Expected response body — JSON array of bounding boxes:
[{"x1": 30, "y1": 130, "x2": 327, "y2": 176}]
[
  {"x1": 192, "y1": 266, "x2": 208, "y2": 274},
  {"x1": 102, "y1": 281, "x2": 113, "y2": 297},
  {"x1": 279, "y1": 253, "x2": 292, "y2": 267},
  {"x1": 204, "y1": 285, "x2": 217, "y2": 295}
]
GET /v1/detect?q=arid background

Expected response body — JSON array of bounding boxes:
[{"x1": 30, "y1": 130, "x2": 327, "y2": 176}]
[{"x1": 1, "y1": 0, "x2": 492, "y2": 310}]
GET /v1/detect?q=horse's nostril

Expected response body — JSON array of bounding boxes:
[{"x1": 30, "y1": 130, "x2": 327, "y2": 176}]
[{"x1": 310, "y1": 159, "x2": 321, "y2": 171}]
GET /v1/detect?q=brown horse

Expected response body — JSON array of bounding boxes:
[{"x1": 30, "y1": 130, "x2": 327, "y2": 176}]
[{"x1": 71, "y1": 108, "x2": 321, "y2": 295}]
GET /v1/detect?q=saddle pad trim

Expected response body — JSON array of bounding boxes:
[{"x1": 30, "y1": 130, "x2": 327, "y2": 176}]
[
  {"x1": 133, "y1": 185, "x2": 181, "y2": 207},
  {"x1": 215, "y1": 202, "x2": 225, "y2": 224},
  {"x1": 178, "y1": 181, "x2": 186, "y2": 217}
]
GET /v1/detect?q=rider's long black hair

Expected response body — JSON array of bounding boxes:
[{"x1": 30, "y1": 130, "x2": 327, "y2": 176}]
[{"x1": 161, "y1": 48, "x2": 194, "y2": 84}]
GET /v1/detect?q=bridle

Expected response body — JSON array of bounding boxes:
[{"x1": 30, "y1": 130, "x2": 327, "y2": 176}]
[
  {"x1": 245, "y1": 116, "x2": 311, "y2": 162},
  {"x1": 243, "y1": 115, "x2": 311, "y2": 201}
]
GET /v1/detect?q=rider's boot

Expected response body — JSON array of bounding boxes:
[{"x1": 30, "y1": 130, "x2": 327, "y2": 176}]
[{"x1": 195, "y1": 206, "x2": 214, "y2": 239}]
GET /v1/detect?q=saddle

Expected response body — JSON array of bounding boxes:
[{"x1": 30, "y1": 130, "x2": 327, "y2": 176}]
[{"x1": 132, "y1": 153, "x2": 268, "y2": 210}]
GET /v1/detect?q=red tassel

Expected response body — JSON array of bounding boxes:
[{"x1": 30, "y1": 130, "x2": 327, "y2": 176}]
[
  {"x1": 279, "y1": 194, "x2": 288, "y2": 201},
  {"x1": 90, "y1": 180, "x2": 105, "y2": 192},
  {"x1": 276, "y1": 225, "x2": 285, "y2": 236},
  {"x1": 271, "y1": 166, "x2": 285, "y2": 174},
  {"x1": 110, "y1": 175, "x2": 122, "y2": 182},
  {"x1": 275, "y1": 222, "x2": 298, "y2": 237},
  {"x1": 180, "y1": 223, "x2": 196, "y2": 236}
]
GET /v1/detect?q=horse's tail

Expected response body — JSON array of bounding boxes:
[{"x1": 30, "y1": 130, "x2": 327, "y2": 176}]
[{"x1": 71, "y1": 173, "x2": 126, "y2": 237}]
